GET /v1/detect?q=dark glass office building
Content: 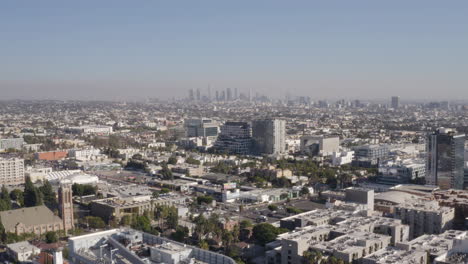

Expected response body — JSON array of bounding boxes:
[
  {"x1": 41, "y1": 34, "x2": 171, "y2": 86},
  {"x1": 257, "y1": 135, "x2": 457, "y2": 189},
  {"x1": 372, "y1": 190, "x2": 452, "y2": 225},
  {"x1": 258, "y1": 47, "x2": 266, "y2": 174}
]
[{"x1": 426, "y1": 128, "x2": 465, "y2": 189}]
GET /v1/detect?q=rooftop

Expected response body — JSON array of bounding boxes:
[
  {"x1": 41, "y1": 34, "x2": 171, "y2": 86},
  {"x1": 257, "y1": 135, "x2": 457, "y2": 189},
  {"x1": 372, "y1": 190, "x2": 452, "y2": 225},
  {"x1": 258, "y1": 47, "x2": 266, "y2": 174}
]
[{"x1": 0, "y1": 205, "x2": 62, "y2": 231}]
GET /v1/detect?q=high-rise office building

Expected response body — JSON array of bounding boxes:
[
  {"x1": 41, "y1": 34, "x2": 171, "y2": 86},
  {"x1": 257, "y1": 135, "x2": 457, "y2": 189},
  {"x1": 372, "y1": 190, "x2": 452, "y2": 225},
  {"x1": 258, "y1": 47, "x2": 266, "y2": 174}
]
[
  {"x1": 391, "y1": 96, "x2": 400, "y2": 109},
  {"x1": 234, "y1": 88, "x2": 238, "y2": 100},
  {"x1": 214, "y1": 122, "x2": 252, "y2": 155},
  {"x1": 188, "y1": 89, "x2": 194, "y2": 101},
  {"x1": 215, "y1": 90, "x2": 219, "y2": 101},
  {"x1": 196, "y1": 89, "x2": 201, "y2": 101},
  {"x1": 252, "y1": 119, "x2": 286, "y2": 155},
  {"x1": 426, "y1": 128, "x2": 465, "y2": 189},
  {"x1": 226, "y1": 88, "x2": 233, "y2": 101}
]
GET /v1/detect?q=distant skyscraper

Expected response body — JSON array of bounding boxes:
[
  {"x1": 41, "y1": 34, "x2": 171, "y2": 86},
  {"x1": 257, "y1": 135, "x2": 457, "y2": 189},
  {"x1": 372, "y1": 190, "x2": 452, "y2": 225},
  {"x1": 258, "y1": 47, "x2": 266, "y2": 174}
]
[
  {"x1": 426, "y1": 128, "x2": 465, "y2": 189},
  {"x1": 215, "y1": 90, "x2": 219, "y2": 101},
  {"x1": 252, "y1": 119, "x2": 286, "y2": 155},
  {"x1": 234, "y1": 88, "x2": 238, "y2": 100},
  {"x1": 196, "y1": 89, "x2": 201, "y2": 101},
  {"x1": 226, "y1": 88, "x2": 232, "y2": 101},
  {"x1": 189, "y1": 89, "x2": 194, "y2": 101},
  {"x1": 391, "y1": 96, "x2": 400, "y2": 109}
]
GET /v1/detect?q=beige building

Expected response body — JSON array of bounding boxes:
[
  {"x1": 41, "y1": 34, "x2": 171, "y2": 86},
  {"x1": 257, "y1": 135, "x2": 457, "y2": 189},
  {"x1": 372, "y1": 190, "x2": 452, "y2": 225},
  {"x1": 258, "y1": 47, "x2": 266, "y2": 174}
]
[
  {"x1": 0, "y1": 157, "x2": 25, "y2": 185},
  {"x1": 90, "y1": 195, "x2": 188, "y2": 222},
  {"x1": 0, "y1": 205, "x2": 64, "y2": 235}
]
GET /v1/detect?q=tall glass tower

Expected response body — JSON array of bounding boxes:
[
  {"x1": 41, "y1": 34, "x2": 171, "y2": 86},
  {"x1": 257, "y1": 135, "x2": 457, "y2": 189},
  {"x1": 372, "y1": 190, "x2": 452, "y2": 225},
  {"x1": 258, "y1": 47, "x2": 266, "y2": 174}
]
[{"x1": 426, "y1": 128, "x2": 465, "y2": 189}]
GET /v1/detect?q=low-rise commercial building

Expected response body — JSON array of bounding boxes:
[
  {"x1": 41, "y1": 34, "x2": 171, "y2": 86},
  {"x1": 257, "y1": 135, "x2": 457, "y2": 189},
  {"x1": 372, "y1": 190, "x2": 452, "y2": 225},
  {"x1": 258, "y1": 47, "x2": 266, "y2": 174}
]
[
  {"x1": 90, "y1": 195, "x2": 188, "y2": 222},
  {"x1": 7, "y1": 241, "x2": 41, "y2": 262},
  {"x1": 300, "y1": 135, "x2": 339, "y2": 156}
]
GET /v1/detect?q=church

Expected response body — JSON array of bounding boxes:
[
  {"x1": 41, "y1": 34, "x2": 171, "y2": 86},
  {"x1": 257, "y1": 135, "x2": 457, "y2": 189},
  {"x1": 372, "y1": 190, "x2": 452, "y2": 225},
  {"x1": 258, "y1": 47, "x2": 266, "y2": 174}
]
[{"x1": 0, "y1": 184, "x2": 75, "y2": 235}]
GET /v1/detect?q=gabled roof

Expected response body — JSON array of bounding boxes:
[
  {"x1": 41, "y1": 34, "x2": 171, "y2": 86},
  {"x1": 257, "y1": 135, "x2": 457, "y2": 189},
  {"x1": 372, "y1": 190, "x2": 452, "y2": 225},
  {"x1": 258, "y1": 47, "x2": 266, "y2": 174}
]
[{"x1": 0, "y1": 205, "x2": 62, "y2": 231}]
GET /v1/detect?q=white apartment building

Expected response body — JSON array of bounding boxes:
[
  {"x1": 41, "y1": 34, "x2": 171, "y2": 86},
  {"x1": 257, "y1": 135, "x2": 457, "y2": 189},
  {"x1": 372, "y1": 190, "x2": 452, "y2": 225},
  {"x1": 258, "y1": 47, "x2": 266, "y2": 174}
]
[
  {"x1": 0, "y1": 138, "x2": 24, "y2": 151},
  {"x1": 68, "y1": 148, "x2": 101, "y2": 161},
  {"x1": 67, "y1": 125, "x2": 113, "y2": 135},
  {"x1": 300, "y1": 135, "x2": 339, "y2": 156},
  {"x1": 332, "y1": 150, "x2": 355, "y2": 166},
  {"x1": 0, "y1": 158, "x2": 25, "y2": 185}
]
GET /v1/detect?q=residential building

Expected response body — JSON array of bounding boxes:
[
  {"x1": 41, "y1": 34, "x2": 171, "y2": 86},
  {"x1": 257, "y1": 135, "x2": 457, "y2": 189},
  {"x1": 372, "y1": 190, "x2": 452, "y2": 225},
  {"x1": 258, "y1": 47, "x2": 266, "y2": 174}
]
[
  {"x1": 252, "y1": 119, "x2": 286, "y2": 155},
  {"x1": 361, "y1": 247, "x2": 427, "y2": 264},
  {"x1": 67, "y1": 125, "x2": 113, "y2": 135},
  {"x1": 396, "y1": 230, "x2": 467, "y2": 261},
  {"x1": 378, "y1": 193, "x2": 455, "y2": 239},
  {"x1": 0, "y1": 157, "x2": 25, "y2": 185},
  {"x1": 68, "y1": 148, "x2": 101, "y2": 161},
  {"x1": 426, "y1": 127, "x2": 465, "y2": 189},
  {"x1": 68, "y1": 229, "x2": 236, "y2": 264},
  {"x1": 0, "y1": 137, "x2": 24, "y2": 151}
]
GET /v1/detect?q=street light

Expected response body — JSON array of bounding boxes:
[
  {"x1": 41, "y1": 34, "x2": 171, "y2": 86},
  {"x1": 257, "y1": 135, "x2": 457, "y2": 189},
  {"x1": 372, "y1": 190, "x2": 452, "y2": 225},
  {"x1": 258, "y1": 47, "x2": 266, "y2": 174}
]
[
  {"x1": 110, "y1": 248, "x2": 118, "y2": 263},
  {"x1": 99, "y1": 244, "x2": 106, "y2": 260}
]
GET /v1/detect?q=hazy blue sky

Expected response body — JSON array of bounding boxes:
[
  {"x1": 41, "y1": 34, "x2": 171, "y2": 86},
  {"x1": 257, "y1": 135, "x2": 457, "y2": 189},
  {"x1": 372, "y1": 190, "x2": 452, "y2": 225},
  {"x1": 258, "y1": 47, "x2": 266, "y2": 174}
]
[{"x1": 1, "y1": 1, "x2": 467, "y2": 101}]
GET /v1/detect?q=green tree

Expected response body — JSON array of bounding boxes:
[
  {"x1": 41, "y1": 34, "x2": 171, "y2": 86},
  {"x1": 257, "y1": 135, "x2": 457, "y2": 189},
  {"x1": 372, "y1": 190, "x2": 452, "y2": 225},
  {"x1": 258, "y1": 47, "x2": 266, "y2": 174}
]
[
  {"x1": 198, "y1": 240, "x2": 209, "y2": 250},
  {"x1": 171, "y1": 226, "x2": 189, "y2": 242},
  {"x1": 197, "y1": 195, "x2": 213, "y2": 205},
  {"x1": 186, "y1": 156, "x2": 201, "y2": 165},
  {"x1": 286, "y1": 207, "x2": 303, "y2": 214},
  {"x1": 24, "y1": 176, "x2": 42, "y2": 207},
  {"x1": 160, "y1": 163, "x2": 174, "y2": 180},
  {"x1": 302, "y1": 250, "x2": 323, "y2": 264},
  {"x1": 39, "y1": 180, "x2": 57, "y2": 209},
  {"x1": 132, "y1": 215, "x2": 152, "y2": 233},
  {"x1": 84, "y1": 216, "x2": 106, "y2": 229},
  {"x1": 268, "y1": 204, "x2": 278, "y2": 211},
  {"x1": 240, "y1": 220, "x2": 252, "y2": 229},
  {"x1": 168, "y1": 156, "x2": 178, "y2": 165},
  {"x1": 72, "y1": 183, "x2": 97, "y2": 196},
  {"x1": 300, "y1": 186, "x2": 310, "y2": 196},
  {"x1": 120, "y1": 215, "x2": 132, "y2": 226},
  {"x1": 0, "y1": 216, "x2": 6, "y2": 243},
  {"x1": 167, "y1": 206, "x2": 179, "y2": 229},
  {"x1": 0, "y1": 185, "x2": 11, "y2": 211},
  {"x1": 9, "y1": 189, "x2": 24, "y2": 206},
  {"x1": 252, "y1": 223, "x2": 280, "y2": 245},
  {"x1": 45, "y1": 231, "x2": 58, "y2": 243}
]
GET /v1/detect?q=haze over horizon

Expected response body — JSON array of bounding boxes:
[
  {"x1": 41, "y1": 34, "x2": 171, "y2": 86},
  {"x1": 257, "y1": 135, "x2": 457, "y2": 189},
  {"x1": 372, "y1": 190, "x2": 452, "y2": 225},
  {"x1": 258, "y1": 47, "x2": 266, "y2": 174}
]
[{"x1": 1, "y1": 1, "x2": 467, "y2": 101}]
